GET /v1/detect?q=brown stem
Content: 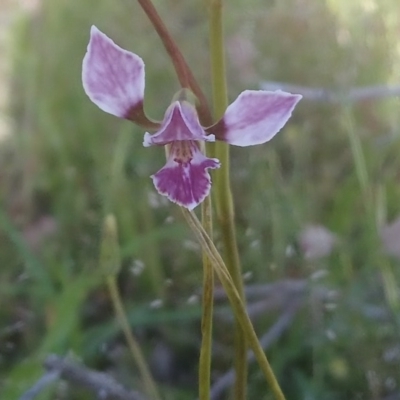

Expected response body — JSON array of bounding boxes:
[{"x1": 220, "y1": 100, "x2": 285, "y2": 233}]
[{"x1": 137, "y1": 0, "x2": 213, "y2": 126}]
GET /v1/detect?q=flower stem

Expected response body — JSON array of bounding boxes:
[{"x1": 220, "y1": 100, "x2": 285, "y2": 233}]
[
  {"x1": 137, "y1": 0, "x2": 213, "y2": 126},
  {"x1": 106, "y1": 276, "x2": 162, "y2": 400},
  {"x1": 182, "y1": 209, "x2": 286, "y2": 400},
  {"x1": 198, "y1": 195, "x2": 214, "y2": 400},
  {"x1": 100, "y1": 215, "x2": 161, "y2": 400},
  {"x1": 134, "y1": 5, "x2": 217, "y2": 392},
  {"x1": 206, "y1": 1, "x2": 247, "y2": 398}
]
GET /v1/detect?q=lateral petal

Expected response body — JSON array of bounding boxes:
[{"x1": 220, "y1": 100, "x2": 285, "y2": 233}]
[
  {"x1": 151, "y1": 141, "x2": 220, "y2": 210},
  {"x1": 82, "y1": 26, "x2": 145, "y2": 119},
  {"x1": 210, "y1": 90, "x2": 302, "y2": 147}
]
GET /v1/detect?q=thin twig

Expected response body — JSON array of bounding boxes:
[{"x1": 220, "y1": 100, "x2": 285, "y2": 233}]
[
  {"x1": 382, "y1": 393, "x2": 400, "y2": 400},
  {"x1": 209, "y1": 300, "x2": 302, "y2": 400},
  {"x1": 214, "y1": 279, "x2": 337, "y2": 313},
  {"x1": 42, "y1": 354, "x2": 147, "y2": 400},
  {"x1": 213, "y1": 279, "x2": 307, "y2": 301},
  {"x1": 19, "y1": 370, "x2": 60, "y2": 400},
  {"x1": 260, "y1": 82, "x2": 400, "y2": 103}
]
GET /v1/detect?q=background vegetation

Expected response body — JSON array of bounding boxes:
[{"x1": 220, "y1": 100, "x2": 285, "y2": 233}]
[{"x1": 1, "y1": 0, "x2": 400, "y2": 398}]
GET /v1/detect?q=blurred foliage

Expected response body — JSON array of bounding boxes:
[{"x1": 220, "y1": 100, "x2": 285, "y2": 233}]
[{"x1": 1, "y1": 0, "x2": 400, "y2": 399}]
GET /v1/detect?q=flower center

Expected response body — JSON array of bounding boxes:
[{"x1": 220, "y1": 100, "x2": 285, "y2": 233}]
[{"x1": 170, "y1": 141, "x2": 197, "y2": 164}]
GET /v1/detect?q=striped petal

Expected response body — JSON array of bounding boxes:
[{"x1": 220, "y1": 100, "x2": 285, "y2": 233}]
[
  {"x1": 210, "y1": 90, "x2": 302, "y2": 147},
  {"x1": 151, "y1": 141, "x2": 220, "y2": 210},
  {"x1": 82, "y1": 26, "x2": 145, "y2": 120}
]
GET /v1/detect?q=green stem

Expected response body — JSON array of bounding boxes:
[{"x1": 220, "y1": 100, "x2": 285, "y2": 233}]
[
  {"x1": 207, "y1": 1, "x2": 247, "y2": 398},
  {"x1": 100, "y1": 215, "x2": 161, "y2": 400},
  {"x1": 198, "y1": 195, "x2": 214, "y2": 400},
  {"x1": 135, "y1": 4, "x2": 217, "y2": 394},
  {"x1": 182, "y1": 209, "x2": 286, "y2": 400},
  {"x1": 343, "y1": 107, "x2": 370, "y2": 205},
  {"x1": 106, "y1": 276, "x2": 162, "y2": 400},
  {"x1": 344, "y1": 107, "x2": 400, "y2": 326}
]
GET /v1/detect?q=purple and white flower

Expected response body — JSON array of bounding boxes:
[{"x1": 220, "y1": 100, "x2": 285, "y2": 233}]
[{"x1": 82, "y1": 26, "x2": 302, "y2": 210}]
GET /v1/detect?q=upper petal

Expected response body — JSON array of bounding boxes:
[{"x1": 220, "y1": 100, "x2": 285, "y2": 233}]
[
  {"x1": 82, "y1": 26, "x2": 145, "y2": 119},
  {"x1": 143, "y1": 101, "x2": 215, "y2": 147},
  {"x1": 209, "y1": 90, "x2": 302, "y2": 147},
  {"x1": 151, "y1": 141, "x2": 220, "y2": 210}
]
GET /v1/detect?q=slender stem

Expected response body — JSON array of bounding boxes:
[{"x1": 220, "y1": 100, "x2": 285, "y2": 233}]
[
  {"x1": 137, "y1": 0, "x2": 213, "y2": 126},
  {"x1": 100, "y1": 215, "x2": 161, "y2": 400},
  {"x1": 343, "y1": 107, "x2": 370, "y2": 204},
  {"x1": 198, "y1": 195, "x2": 214, "y2": 400},
  {"x1": 182, "y1": 209, "x2": 286, "y2": 400},
  {"x1": 208, "y1": 0, "x2": 228, "y2": 119},
  {"x1": 134, "y1": 5, "x2": 217, "y2": 392},
  {"x1": 206, "y1": 1, "x2": 247, "y2": 397},
  {"x1": 107, "y1": 276, "x2": 162, "y2": 400},
  {"x1": 344, "y1": 107, "x2": 400, "y2": 328}
]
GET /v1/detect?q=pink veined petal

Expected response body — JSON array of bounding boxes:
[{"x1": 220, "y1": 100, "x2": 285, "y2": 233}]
[
  {"x1": 143, "y1": 101, "x2": 215, "y2": 147},
  {"x1": 210, "y1": 90, "x2": 302, "y2": 147},
  {"x1": 82, "y1": 26, "x2": 145, "y2": 119},
  {"x1": 151, "y1": 141, "x2": 220, "y2": 210}
]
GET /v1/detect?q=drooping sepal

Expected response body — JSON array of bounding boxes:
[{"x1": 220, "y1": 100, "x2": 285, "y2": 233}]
[
  {"x1": 151, "y1": 141, "x2": 220, "y2": 210},
  {"x1": 144, "y1": 101, "x2": 215, "y2": 147},
  {"x1": 82, "y1": 26, "x2": 146, "y2": 120},
  {"x1": 209, "y1": 90, "x2": 302, "y2": 147}
]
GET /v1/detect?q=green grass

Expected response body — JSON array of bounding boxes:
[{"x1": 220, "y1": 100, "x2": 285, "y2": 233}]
[{"x1": 1, "y1": 0, "x2": 400, "y2": 399}]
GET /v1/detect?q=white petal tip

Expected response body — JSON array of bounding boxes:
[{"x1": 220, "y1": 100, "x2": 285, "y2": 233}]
[
  {"x1": 143, "y1": 132, "x2": 152, "y2": 147},
  {"x1": 205, "y1": 134, "x2": 216, "y2": 142}
]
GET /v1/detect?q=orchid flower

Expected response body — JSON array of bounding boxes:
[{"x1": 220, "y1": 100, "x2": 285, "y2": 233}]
[{"x1": 82, "y1": 26, "x2": 301, "y2": 210}]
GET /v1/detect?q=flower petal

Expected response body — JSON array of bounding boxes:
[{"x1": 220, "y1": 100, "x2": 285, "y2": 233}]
[
  {"x1": 143, "y1": 101, "x2": 215, "y2": 147},
  {"x1": 381, "y1": 216, "x2": 400, "y2": 260},
  {"x1": 151, "y1": 141, "x2": 220, "y2": 210},
  {"x1": 299, "y1": 225, "x2": 337, "y2": 260},
  {"x1": 210, "y1": 90, "x2": 302, "y2": 147},
  {"x1": 82, "y1": 26, "x2": 145, "y2": 119}
]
